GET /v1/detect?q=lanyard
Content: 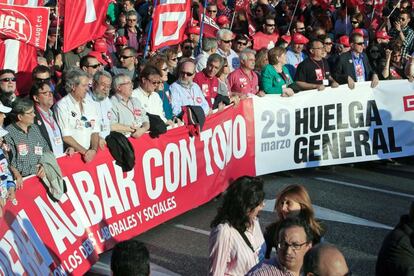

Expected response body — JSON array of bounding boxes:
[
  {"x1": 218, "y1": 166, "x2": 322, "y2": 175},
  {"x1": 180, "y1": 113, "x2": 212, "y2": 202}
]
[
  {"x1": 310, "y1": 58, "x2": 325, "y2": 78},
  {"x1": 36, "y1": 106, "x2": 56, "y2": 132},
  {"x1": 121, "y1": 98, "x2": 138, "y2": 119}
]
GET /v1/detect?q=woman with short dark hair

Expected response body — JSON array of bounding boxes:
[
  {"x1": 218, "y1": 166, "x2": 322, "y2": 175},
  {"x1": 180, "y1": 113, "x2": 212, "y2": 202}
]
[{"x1": 209, "y1": 176, "x2": 266, "y2": 276}]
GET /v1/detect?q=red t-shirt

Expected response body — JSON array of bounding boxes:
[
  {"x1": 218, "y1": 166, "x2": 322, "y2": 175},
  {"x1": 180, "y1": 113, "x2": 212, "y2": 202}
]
[
  {"x1": 252, "y1": 31, "x2": 279, "y2": 50},
  {"x1": 193, "y1": 71, "x2": 219, "y2": 107},
  {"x1": 227, "y1": 68, "x2": 259, "y2": 95}
]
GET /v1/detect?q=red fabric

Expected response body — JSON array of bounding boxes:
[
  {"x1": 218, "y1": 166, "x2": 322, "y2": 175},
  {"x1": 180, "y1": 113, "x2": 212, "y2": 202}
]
[
  {"x1": 63, "y1": 0, "x2": 111, "y2": 53},
  {"x1": 252, "y1": 32, "x2": 279, "y2": 51},
  {"x1": 194, "y1": 71, "x2": 219, "y2": 107},
  {"x1": 0, "y1": 0, "x2": 43, "y2": 4},
  {"x1": 0, "y1": 39, "x2": 37, "y2": 97},
  {"x1": 0, "y1": 4, "x2": 50, "y2": 50},
  {"x1": 228, "y1": 68, "x2": 259, "y2": 95},
  {"x1": 201, "y1": 15, "x2": 220, "y2": 38},
  {"x1": 0, "y1": 100, "x2": 256, "y2": 275},
  {"x1": 151, "y1": 0, "x2": 191, "y2": 51}
]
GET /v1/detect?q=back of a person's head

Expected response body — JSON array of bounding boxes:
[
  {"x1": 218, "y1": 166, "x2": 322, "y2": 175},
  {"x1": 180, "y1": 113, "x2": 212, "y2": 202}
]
[
  {"x1": 111, "y1": 240, "x2": 150, "y2": 276},
  {"x1": 303, "y1": 243, "x2": 349, "y2": 276}
]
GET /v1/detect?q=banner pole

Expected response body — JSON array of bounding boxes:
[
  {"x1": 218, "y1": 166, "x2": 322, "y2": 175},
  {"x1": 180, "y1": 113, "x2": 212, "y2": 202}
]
[
  {"x1": 143, "y1": 0, "x2": 158, "y2": 59},
  {"x1": 55, "y1": 3, "x2": 59, "y2": 50},
  {"x1": 287, "y1": 0, "x2": 300, "y2": 35},
  {"x1": 196, "y1": 0, "x2": 208, "y2": 57}
]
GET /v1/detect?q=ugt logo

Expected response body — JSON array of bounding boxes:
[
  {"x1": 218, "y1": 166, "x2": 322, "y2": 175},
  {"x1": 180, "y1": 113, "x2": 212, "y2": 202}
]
[
  {"x1": 403, "y1": 95, "x2": 414, "y2": 111},
  {"x1": 0, "y1": 8, "x2": 31, "y2": 42}
]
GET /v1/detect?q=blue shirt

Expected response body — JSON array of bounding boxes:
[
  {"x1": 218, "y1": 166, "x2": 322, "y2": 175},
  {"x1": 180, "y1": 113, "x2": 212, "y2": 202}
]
[
  {"x1": 170, "y1": 81, "x2": 209, "y2": 116},
  {"x1": 351, "y1": 51, "x2": 366, "y2": 82}
]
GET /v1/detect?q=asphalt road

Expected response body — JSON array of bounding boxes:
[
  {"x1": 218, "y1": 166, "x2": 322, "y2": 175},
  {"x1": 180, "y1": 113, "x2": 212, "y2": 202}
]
[{"x1": 87, "y1": 158, "x2": 414, "y2": 276}]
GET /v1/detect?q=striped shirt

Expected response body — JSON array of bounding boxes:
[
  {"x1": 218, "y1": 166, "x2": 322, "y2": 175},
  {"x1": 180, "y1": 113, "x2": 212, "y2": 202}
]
[
  {"x1": 209, "y1": 219, "x2": 266, "y2": 276},
  {"x1": 246, "y1": 257, "x2": 295, "y2": 276}
]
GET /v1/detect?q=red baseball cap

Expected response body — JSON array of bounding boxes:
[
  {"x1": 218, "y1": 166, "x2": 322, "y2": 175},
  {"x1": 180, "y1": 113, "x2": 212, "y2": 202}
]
[
  {"x1": 352, "y1": 28, "x2": 365, "y2": 37},
  {"x1": 376, "y1": 30, "x2": 392, "y2": 40},
  {"x1": 281, "y1": 35, "x2": 291, "y2": 44},
  {"x1": 187, "y1": 26, "x2": 201, "y2": 35},
  {"x1": 93, "y1": 38, "x2": 107, "y2": 53},
  {"x1": 88, "y1": 51, "x2": 107, "y2": 66},
  {"x1": 338, "y1": 35, "x2": 350, "y2": 47},
  {"x1": 115, "y1": 36, "x2": 128, "y2": 46},
  {"x1": 216, "y1": 15, "x2": 230, "y2": 26},
  {"x1": 292, "y1": 33, "x2": 309, "y2": 45}
]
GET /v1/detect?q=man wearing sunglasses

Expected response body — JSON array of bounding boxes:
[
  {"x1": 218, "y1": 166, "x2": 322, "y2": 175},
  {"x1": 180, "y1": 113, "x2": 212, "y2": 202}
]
[
  {"x1": 247, "y1": 217, "x2": 313, "y2": 276},
  {"x1": 0, "y1": 69, "x2": 17, "y2": 108},
  {"x1": 252, "y1": 15, "x2": 279, "y2": 51},
  {"x1": 170, "y1": 59, "x2": 210, "y2": 117},
  {"x1": 80, "y1": 53, "x2": 105, "y2": 79},
  {"x1": 333, "y1": 33, "x2": 379, "y2": 89},
  {"x1": 112, "y1": 47, "x2": 139, "y2": 88},
  {"x1": 217, "y1": 29, "x2": 240, "y2": 72},
  {"x1": 303, "y1": 243, "x2": 351, "y2": 276}
]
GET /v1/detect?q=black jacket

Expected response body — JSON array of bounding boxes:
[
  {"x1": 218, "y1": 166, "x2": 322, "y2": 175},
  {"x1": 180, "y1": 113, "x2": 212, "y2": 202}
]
[
  {"x1": 333, "y1": 51, "x2": 375, "y2": 84},
  {"x1": 376, "y1": 214, "x2": 414, "y2": 276},
  {"x1": 106, "y1": 132, "x2": 135, "y2": 172}
]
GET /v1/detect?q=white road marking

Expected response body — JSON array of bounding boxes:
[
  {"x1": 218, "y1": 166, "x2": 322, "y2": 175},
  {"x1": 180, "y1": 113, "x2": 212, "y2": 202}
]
[
  {"x1": 263, "y1": 199, "x2": 393, "y2": 230},
  {"x1": 315, "y1": 177, "x2": 414, "y2": 199},
  {"x1": 174, "y1": 224, "x2": 210, "y2": 236}
]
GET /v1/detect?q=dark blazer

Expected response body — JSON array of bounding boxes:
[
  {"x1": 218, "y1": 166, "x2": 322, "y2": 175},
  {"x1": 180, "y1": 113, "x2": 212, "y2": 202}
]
[
  {"x1": 333, "y1": 51, "x2": 375, "y2": 84},
  {"x1": 34, "y1": 108, "x2": 64, "y2": 151}
]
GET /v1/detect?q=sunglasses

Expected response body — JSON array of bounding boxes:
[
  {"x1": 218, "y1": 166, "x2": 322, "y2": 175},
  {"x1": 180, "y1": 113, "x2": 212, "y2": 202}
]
[
  {"x1": 351, "y1": 21, "x2": 359, "y2": 24},
  {"x1": 87, "y1": 64, "x2": 101, "y2": 68},
  {"x1": 355, "y1": 42, "x2": 364, "y2": 45},
  {"x1": 180, "y1": 71, "x2": 194, "y2": 77},
  {"x1": 221, "y1": 39, "x2": 232, "y2": 43},
  {"x1": 324, "y1": 42, "x2": 333, "y2": 45},
  {"x1": 266, "y1": 24, "x2": 275, "y2": 27},
  {"x1": 237, "y1": 41, "x2": 248, "y2": 45},
  {"x1": 147, "y1": 78, "x2": 162, "y2": 85},
  {"x1": 35, "y1": 77, "x2": 51, "y2": 83},
  {"x1": 170, "y1": 57, "x2": 178, "y2": 61},
  {"x1": 207, "y1": 10, "x2": 217, "y2": 13},
  {"x1": 0, "y1": 77, "x2": 16, "y2": 82},
  {"x1": 120, "y1": 55, "x2": 134, "y2": 59},
  {"x1": 80, "y1": 115, "x2": 92, "y2": 128}
]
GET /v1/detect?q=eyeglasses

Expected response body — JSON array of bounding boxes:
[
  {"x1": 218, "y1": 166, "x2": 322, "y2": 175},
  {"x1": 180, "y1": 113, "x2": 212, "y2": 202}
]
[
  {"x1": 324, "y1": 42, "x2": 333, "y2": 45},
  {"x1": 266, "y1": 23, "x2": 276, "y2": 27},
  {"x1": 180, "y1": 71, "x2": 194, "y2": 77},
  {"x1": 0, "y1": 77, "x2": 16, "y2": 82},
  {"x1": 221, "y1": 39, "x2": 232, "y2": 43},
  {"x1": 237, "y1": 41, "x2": 248, "y2": 45},
  {"x1": 146, "y1": 78, "x2": 162, "y2": 85},
  {"x1": 81, "y1": 115, "x2": 92, "y2": 128},
  {"x1": 184, "y1": 46, "x2": 194, "y2": 50},
  {"x1": 120, "y1": 55, "x2": 134, "y2": 59},
  {"x1": 355, "y1": 42, "x2": 364, "y2": 45},
  {"x1": 38, "y1": 90, "x2": 53, "y2": 96},
  {"x1": 35, "y1": 77, "x2": 51, "y2": 83},
  {"x1": 277, "y1": 241, "x2": 309, "y2": 251},
  {"x1": 207, "y1": 9, "x2": 217, "y2": 13},
  {"x1": 87, "y1": 64, "x2": 102, "y2": 68}
]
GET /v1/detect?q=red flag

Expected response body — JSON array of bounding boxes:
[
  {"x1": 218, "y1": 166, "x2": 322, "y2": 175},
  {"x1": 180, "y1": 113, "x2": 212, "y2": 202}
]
[
  {"x1": 202, "y1": 15, "x2": 220, "y2": 38},
  {"x1": 0, "y1": 4, "x2": 50, "y2": 50},
  {"x1": 63, "y1": 0, "x2": 110, "y2": 53},
  {"x1": 245, "y1": 3, "x2": 256, "y2": 37},
  {"x1": 151, "y1": 0, "x2": 191, "y2": 51},
  {"x1": 374, "y1": 0, "x2": 386, "y2": 11},
  {"x1": 0, "y1": 0, "x2": 43, "y2": 5},
  {"x1": 0, "y1": 39, "x2": 37, "y2": 96},
  {"x1": 235, "y1": 0, "x2": 249, "y2": 11}
]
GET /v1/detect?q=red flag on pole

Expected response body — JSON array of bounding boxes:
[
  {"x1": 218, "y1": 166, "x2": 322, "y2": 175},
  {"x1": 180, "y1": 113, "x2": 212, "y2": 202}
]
[
  {"x1": 63, "y1": 0, "x2": 110, "y2": 53},
  {"x1": 0, "y1": 39, "x2": 37, "y2": 97},
  {"x1": 151, "y1": 0, "x2": 191, "y2": 51},
  {"x1": 0, "y1": 3, "x2": 50, "y2": 50}
]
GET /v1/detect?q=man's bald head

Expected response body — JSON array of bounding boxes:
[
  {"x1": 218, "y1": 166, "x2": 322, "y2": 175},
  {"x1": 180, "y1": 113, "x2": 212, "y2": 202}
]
[{"x1": 303, "y1": 243, "x2": 350, "y2": 276}]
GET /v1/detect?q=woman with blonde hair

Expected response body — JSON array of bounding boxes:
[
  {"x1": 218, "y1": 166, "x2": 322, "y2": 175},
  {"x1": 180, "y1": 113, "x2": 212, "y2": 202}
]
[{"x1": 263, "y1": 184, "x2": 324, "y2": 259}]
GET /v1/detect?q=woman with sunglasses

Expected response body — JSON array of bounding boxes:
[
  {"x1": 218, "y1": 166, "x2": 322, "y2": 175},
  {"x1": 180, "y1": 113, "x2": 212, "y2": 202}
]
[{"x1": 209, "y1": 176, "x2": 266, "y2": 276}]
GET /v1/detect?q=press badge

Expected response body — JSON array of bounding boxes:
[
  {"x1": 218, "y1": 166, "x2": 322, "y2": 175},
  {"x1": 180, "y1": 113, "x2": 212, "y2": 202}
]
[
  {"x1": 323, "y1": 79, "x2": 329, "y2": 86},
  {"x1": 54, "y1": 136, "x2": 63, "y2": 145},
  {"x1": 34, "y1": 146, "x2": 43, "y2": 155},
  {"x1": 17, "y1": 144, "x2": 28, "y2": 156}
]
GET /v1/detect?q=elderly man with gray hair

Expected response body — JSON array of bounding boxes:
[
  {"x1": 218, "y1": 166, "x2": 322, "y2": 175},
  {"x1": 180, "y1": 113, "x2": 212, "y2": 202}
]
[
  {"x1": 87, "y1": 71, "x2": 113, "y2": 148},
  {"x1": 110, "y1": 74, "x2": 149, "y2": 138},
  {"x1": 228, "y1": 48, "x2": 265, "y2": 98},
  {"x1": 55, "y1": 69, "x2": 100, "y2": 163},
  {"x1": 196, "y1": 37, "x2": 218, "y2": 73},
  {"x1": 216, "y1": 29, "x2": 240, "y2": 72}
]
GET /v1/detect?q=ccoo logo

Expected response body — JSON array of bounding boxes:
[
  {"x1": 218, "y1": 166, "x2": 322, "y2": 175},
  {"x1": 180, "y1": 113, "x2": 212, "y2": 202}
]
[{"x1": 0, "y1": 8, "x2": 32, "y2": 43}]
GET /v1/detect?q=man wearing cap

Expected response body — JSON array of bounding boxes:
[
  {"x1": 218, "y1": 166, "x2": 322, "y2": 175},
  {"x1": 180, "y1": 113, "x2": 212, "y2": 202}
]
[
  {"x1": 286, "y1": 33, "x2": 308, "y2": 77},
  {"x1": 376, "y1": 30, "x2": 392, "y2": 45},
  {"x1": 228, "y1": 49, "x2": 265, "y2": 97},
  {"x1": 390, "y1": 10, "x2": 414, "y2": 60},
  {"x1": 194, "y1": 54, "x2": 223, "y2": 108},
  {"x1": 196, "y1": 37, "x2": 218, "y2": 73},
  {"x1": 132, "y1": 65, "x2": 173, "y2": 126},
  {"x1": 217, "y1": 29, "x2": 240, "y2": 72},
  {"x1": 252, "y1": 15, "x2": 280, "y2": 51},
  {"x1": 110, "y1": 74, "x2": 150, "y2": 138},
  {"x1": 328, "y1": 35, "x2": 350, "y2": 70},
  {"x1": 170, "y1": 59, "x2": 210, "y2": 117},
  {"x1": 333, "y1": 33, "x2": 379, "y2": 88},
  {"x1": 0, "y1": 69, "x2": 17, "y2": 109},
  {"x1": 55, "y1": 69, "x2": 100, "y2": 163},
  {"x1": 295, "y1": 39, "x2": 339, "y2": 91},
  {"x1": 187, "y1": 26, "x2": 201, "y2": 50}
]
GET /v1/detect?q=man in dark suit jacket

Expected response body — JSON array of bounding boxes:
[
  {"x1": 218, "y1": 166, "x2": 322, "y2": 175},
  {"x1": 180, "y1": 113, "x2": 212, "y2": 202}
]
[{"x1": 333, "y1": 32, "x2": 379, "y2": 89}]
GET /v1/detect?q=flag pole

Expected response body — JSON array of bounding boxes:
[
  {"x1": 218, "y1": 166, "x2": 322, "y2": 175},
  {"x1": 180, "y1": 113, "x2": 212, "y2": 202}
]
[
  {"x1": 287, "y1": 0, "x2": 300, "y2": 34},
  {"x1": 55, "y1": 2, "x2": 60, "y2": 50},
  {"x1": 196, "y1": 0, "x2": 208, "y2": 57},
  {"x1": 143, "y1": 0, "x2": 158, "y2": 59}
]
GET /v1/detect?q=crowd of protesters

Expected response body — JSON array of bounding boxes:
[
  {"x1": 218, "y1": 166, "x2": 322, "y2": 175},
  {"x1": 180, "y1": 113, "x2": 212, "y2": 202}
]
[{"x1": 0, "y1": 0, "x2": 413, "y2": 274}]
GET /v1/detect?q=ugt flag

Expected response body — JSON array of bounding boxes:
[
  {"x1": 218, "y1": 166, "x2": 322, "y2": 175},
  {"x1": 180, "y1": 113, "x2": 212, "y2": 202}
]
[
  {"x1": 151, "y1": 0, "x2": 190, "y2": 51},
  {"x1": 0, "y1": 3, "x2": 50, "y2": 50},
  {"x1": 63, "y1": 0, "x2": 111, "y2": 52}
]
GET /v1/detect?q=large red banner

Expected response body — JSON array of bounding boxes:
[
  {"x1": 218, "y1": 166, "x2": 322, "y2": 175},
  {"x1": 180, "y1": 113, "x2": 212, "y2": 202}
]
[
  {"x1": 0, "y1": 101, "x2": 255, "y2": 275},
  {"x1": 63, "y1": 0, "x2": 110, "y2": 53},
  {"x1": 0, "y1": 3, "x2": 49, "y2": 50}
]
